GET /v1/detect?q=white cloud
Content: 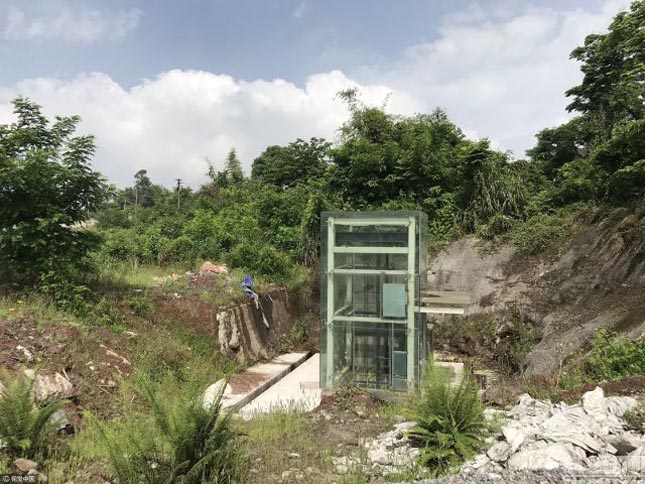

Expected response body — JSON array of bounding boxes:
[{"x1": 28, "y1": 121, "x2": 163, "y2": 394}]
[
  {"x1": 0, "y1": 1, "x2": 633, "y2": 188},
  {"x1": 293, "y1": 1, "x2": 307, "y2": 20},
  {"x1": 0, "y1": 70, "x2": 419, "y2": 187},
  {"x1": 2, "y1": 3, "x2": 142, "y2": 42},
  {"x1": 362, "y1": 0, "x2": 632, "y2": 156}
]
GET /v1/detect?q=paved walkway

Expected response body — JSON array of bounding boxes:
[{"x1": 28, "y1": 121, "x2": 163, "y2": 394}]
[
  {"x1": 239, "y1": 353, "x2": 321, "y2": 418},
  {"x1": 203, "y1": 352, "x2": 311, "y2": 411}
]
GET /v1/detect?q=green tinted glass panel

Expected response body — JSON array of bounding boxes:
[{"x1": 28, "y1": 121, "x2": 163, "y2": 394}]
[{"x1": 383, "y1": 283, "x2": 406, "y2": 318}]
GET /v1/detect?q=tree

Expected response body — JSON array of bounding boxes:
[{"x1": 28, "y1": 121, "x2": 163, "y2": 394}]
[
  {"x1": 134, "y1": 169, "x2": 153, "y2": 208},
  {"x1": 225, "y1": 148, "x2": 244, "y2": 183},
  {"x1": 0, "y1": 97, "x2": 109, "y2": 289},
  {"x1": 527, "y1": 117, "x2": 597, "y2": 179},
  {"x1": 565, "y1": 1, "x2": 645, "y2": 137},
  {"x1": 251, "y1": 138, "x2": 330, "y2": 189}
]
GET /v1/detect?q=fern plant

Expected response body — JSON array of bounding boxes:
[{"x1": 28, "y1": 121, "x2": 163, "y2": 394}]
[
  {"x1": 94, "y1": 378, "x2": 246, "y2": 484},
  {"x1": 0, "y1": 371, "x2": 67, "y2": 459},
  {"x1": 408, "y1": 364, "x2": 490, "y2": 476}
]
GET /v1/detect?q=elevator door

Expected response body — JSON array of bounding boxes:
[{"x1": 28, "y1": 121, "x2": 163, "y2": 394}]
[{"x1": 352, "y1": 327, "x2": 390, "y2": 388}]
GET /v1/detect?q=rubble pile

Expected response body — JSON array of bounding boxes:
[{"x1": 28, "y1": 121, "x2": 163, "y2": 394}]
[{"x1": 419, "y1": 387, "x2": 644, "y2": 483}]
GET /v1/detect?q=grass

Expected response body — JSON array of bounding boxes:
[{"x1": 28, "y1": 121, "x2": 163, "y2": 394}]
[
  {"x1": 0, "y1": 293, "x2": 80, "y2": 327},
  {"x1": 93, "y1": 260, "x2": 189, "y2": 289},
  {"x1": 241, "y1": 408, "x2": 331, "y2": 479}
]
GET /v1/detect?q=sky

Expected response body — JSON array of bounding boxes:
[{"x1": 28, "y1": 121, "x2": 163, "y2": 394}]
[{"x1": 0, "y1": 0, "x2": 633, "y2": 187}]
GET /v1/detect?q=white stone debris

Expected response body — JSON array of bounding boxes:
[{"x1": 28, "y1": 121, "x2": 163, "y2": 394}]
[
  {"x1": 362, "y1": 421, "x2": 421, "y2": 474},
  {"x1": 15, "y1": 344, "x2": 35, "y2": 362},
  {"x1": 332, "y1": 387, "x2": 643, "y2": 482},
  {"x1": 455, "y1": 387, "x2": 644, "y2": 481}
]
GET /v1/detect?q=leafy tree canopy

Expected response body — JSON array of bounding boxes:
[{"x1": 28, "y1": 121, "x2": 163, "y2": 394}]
[
  {"x1": 0, "y1": 97, "x2": 109, "y2": 290},
  {"x1": 251, "y1": 137, "x2": 330, "y2": 189},
  {"x1": 566, "y1": 0, "x2": 645, "y2": 136}
]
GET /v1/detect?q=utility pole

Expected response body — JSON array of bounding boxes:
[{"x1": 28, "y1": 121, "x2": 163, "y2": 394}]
[{"x1": 175, "y1": 178, "x2": 182, "y2": 209}]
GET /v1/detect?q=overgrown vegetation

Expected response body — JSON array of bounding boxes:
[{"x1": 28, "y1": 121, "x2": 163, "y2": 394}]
[
  {"x1": 408, "y1": 364, "x2": 490, "y2": 476},
  {"x1": 2, "y1": 2, "x2": 644, "y2": 311},
  {"x1": 0, "y1": 2, "x2": 643, "y2": 481},
  {"x1": 436, "y1": 313, "x2": 539, "y2": 376},
  {"x1": 583, "y1": 329, "x2": 645, "y2": 382},
  {"x1": 0, "y1": 372, "x2": 68, "y2": 460},
  {"x1": 90, "y1": 378, "x2": 246, "y2": 484},
  {"x1": 624, "y1": 401, "x2": 645, "y2": 433},
  {"x1": 531, "y1": 329, "x2": 645, "y2": 398}
]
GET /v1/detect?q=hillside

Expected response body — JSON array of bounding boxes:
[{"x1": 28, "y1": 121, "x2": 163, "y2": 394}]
[{"x1": 428, "y1": 210, "x2": 645, "y2": 377}]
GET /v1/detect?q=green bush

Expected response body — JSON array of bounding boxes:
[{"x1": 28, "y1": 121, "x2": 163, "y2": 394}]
[
  {"x1": 130, "y1": 294, "x2": 153, "y2": 317},
  {"x1": 100, "y1": 228, "x2": 143, "y2": 264},
  {"x1": 0, "y1": 372, "x2": 68, "y2": 460},
  {"x1": 551, "y1": 157, "x2": 603, "y2": 205},
  {"x1": 607, "y1": 160, "x2": 645, "y2": 201},
  {"x1": 624, "y1": 402, "x2": 645, "y2": 433},
  {"x1": 159, "y1": 235, "x2": 196, "y2": 265},
  {"x1": 510, "y1": 213, "x2": 568, "y2": 254},
  {"x1": 226, "y1": 242, "x2": 292, "y2": 279},
  {"x1": 94, "y1": 379, "x2": 246, "y2": 484},
  {"x1": 584, "y1": 329, "x2": 645, "y2": 381},
  {"x1": 0, "y1": 98, "x2": 109, "y2": 289},
  {"x1": 408, "y1": 364, "x2": 490, "y2": 476}
]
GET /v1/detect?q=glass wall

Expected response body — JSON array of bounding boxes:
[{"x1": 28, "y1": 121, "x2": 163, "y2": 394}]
[{"x1": 320, "y1": 211, "x2": 428, "y2": 391}]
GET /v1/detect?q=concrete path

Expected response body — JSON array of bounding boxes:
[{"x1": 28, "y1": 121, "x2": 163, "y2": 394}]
[
  {"x1": 206, "y1": 352, "x2": 311, "y2": 411},
  {"x1": 239, "y1": 353, "x2": 321, "y2": 418}
]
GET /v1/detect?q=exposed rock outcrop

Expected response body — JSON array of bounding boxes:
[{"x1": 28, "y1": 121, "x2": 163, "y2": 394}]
[{"x1": 427, "y1": 216, "x2": 645, "y2": 375}]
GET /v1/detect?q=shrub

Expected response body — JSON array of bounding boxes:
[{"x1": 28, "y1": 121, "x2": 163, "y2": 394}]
[
  {"x1": 279, "y1": 317, "x2": 309, "y2": 353},
  {"x1": 0, "y1": 371, "x2": 68, "y2": 459},
  {"x1": 408, "y1": 364, "x2": 490, "y2": 476},
  {"x1": 129, "y1": 294, "x2": 153, "y2": 317},
  {"x1": 226, "y1": 242, "x2": 292, "y2": 279},
  {"x1": 584, "y1": 329, "x2": 645, "y2": 381},
  {"x1": 551, "y1": 157, "x2": 603, "y2": 205},
  {"x1": 100, "y1": 228, "x2": 143, "y2": 265},
  {"x1": 624, "y1": 402, "x2": 645, "y2": 433},
  {"x1": 607, "y1": 160, "x2": 645, "y2": 201},
  {"x1": 510, "y1": 213, "x2": 568, "y2": 255},
  {"x1": 94, "y1": 379, "x2": 246, "y2": 484},
  {"x1": 159, "y1": 235, "x2": 196, "y2": 265},
  {"x1": 495, "y1": 320, "x2": 539, "y2": 375}
]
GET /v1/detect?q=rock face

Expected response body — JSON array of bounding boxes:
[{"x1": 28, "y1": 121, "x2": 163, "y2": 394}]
[{"x1": 427, "y1": 216, "x2": 645, "y2": 375}]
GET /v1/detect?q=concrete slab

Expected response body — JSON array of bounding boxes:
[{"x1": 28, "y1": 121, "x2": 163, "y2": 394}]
[
  {"x1": 239, "y1": 353, "x2": 321, "y2": 418},
  {"x1": 216, "y1": 352, "x2": 310, "y2": 410},
  {"x1": 433, "y1": 359, "x2": 465, "y2": 388}
]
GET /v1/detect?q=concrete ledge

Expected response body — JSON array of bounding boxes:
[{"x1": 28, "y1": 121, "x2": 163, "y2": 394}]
[{"x1": 221, "y1": 351, "x2": 313, "y2": 411}]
